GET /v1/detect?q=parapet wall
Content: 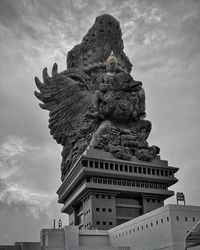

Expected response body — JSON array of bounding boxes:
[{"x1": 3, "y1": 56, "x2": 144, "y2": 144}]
[
  {"x1": 40, "y1": 226, "x2": 113, "y2": 250},
  {"x1": 109, "y1": 204, "x2": 200, "y2": 250},
  {"x1": 40, "y1": 205, "x2": 200, "y2": 250}
]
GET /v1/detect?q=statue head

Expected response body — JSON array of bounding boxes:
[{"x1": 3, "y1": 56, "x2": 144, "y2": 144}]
[{"x1": 106, "y1": 51, "x2": 117, "y2": 73}]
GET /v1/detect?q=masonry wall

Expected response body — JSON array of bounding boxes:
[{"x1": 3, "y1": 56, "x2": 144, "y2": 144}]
[
  {"x1": 79, "y1": 230, "x2": 109, "y2": 246},
  {"x1": 109, "y1": 204, "x2": 200, "y2": 250},
  {"x1": 40, "y1": 205, "x2": 200, "y2": 250},
  {"x1": 0, "y1": 246, "x2": 19, "y2": 250},
  {"x1": 91, "y1": 194, "x2": 117, "y2": 229},
  {"x1": 169, "y1": 205, "x2": 200, "y2": 250},
  {"x1": 109, "y1": 205, "x2": 173, "y2": 250},
  {"x1": 41, "y1": 229, "x2": 65, "y2": 250},
  {"x1": 0, "y1": 243, "x2": 40, "y2": 250}
]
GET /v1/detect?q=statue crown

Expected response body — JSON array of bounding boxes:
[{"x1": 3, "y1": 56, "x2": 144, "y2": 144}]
[{"x1": 106, "y1": 50, "x2": 117, "y2": 65}]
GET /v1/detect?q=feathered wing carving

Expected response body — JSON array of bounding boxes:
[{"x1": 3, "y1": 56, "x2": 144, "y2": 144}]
[
  {"x1": 34, "y1": 14, "x2": 160, "y2": 181},
  {"x1": 34, "y1": 64, "x2": 93, "y2": 147}
]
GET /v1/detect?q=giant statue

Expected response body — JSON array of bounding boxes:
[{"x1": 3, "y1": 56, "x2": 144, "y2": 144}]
[{"x1": 35, "y1": 14, "x2": 160, "y2": 181}]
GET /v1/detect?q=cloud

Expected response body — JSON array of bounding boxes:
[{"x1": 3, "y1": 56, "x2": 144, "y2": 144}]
[
  {"x1": 0, "y1": 0, "x2": 200, "y2": 244},
  {"x1": 0, "y1": 136, "x2": 65, "y2": 244},
  {"x1": 0, "y1": 181, "x2": 58, "y2": 244},
  {"x1": 0, "y1": 177, "x2": 55, "y2": 218},
  {"x1": 0, "y1": 136, "x2": 62, "y2": 192}
]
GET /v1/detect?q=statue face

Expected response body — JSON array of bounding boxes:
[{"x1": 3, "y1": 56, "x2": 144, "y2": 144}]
[{"x1": 106, "y1": 61, "x2": 117, "y2": 73}]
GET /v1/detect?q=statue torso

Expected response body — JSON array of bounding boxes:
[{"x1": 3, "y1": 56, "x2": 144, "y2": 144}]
[{"x1": 96, "y1": 71, "x2": 144, "y2": 122}]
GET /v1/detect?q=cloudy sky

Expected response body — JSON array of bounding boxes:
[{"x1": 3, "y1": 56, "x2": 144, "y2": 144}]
[{"x1": 0, "y1": 0, "x2": 200, "y2": 245}]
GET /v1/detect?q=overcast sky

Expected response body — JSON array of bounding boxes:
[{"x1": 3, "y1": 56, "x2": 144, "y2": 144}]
[{"x1": 0, "y1": 0, "x2": 200, "y2": 245}]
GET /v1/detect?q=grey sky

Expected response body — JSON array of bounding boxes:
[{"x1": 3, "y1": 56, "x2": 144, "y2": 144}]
[{"x1": 0, "y1": 0, "x2": 200, "y2": 244}]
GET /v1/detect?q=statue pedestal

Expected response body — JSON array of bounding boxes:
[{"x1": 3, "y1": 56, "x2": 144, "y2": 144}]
[{"x1": 57, "y1": 144, "x2": 178, "y2": 230}]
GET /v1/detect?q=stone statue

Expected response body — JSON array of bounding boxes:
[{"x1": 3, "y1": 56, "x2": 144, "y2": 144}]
[{"x1": 34, "y1": 14, "x2": 160, "y2": 181}]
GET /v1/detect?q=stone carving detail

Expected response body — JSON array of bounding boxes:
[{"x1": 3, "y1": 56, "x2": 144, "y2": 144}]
[{"x1": 35, "y1": 14, "x2": 160, "y2": 181}]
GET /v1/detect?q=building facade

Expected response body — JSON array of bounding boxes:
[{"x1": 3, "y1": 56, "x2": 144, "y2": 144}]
[
  {"x1": 2, "y1": 205, "x2": 200, "y2": 250},
  {"x1": 57, "y1": 145, "x2": 178, "y2": 230},
  {"x1": 40, "y1": 204, "x2": 200, "y2": 250},
  {"x1": 109, "y1": 204, "x2": 200, "y2": 250}
]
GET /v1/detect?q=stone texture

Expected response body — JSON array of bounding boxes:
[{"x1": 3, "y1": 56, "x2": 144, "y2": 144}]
[
  {"x1": 67, "y1": 14, "x2": 132, "y2": 73},
  {"x1": 34, "y1": 14, "x2": 160, "y2": 181}
]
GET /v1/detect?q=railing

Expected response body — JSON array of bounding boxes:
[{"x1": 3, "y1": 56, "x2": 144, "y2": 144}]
[
  {"x1": 81, "y1": 157, "x2": 176, "y2": 179},
  {"x1": 89, "y1": 176, "x2": 168, "y2": 190}
]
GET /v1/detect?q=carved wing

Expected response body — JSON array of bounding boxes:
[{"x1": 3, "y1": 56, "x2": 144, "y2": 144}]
[{"x1": 34, "y1": 63, "x2": 93, "y2": 146}]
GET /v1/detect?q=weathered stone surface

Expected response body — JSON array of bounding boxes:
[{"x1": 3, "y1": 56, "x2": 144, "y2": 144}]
[
  {"x1": 34, "y1": 14, "x2": 160, "y2": 181},
  {"x1": 67, "y1": 14, "x2": 132, "y2": 73}
]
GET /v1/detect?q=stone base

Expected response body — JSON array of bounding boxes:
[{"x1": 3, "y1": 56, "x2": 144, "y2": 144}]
[{"x1": 57, "y1": 144, "x2": 178, "y2": 230}]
